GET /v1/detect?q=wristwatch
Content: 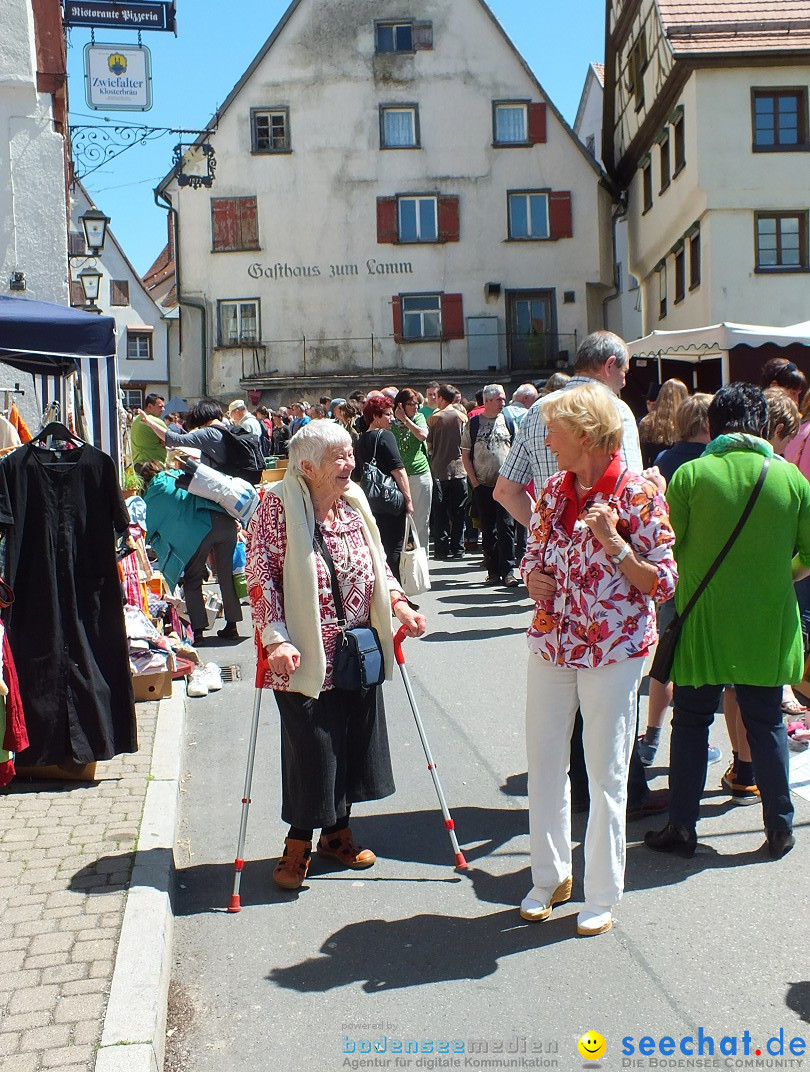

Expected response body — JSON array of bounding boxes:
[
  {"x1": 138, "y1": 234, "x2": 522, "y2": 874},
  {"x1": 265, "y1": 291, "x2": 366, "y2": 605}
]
[{"x1": 608, "y1": 542, "x2": 632, "y2": 565}]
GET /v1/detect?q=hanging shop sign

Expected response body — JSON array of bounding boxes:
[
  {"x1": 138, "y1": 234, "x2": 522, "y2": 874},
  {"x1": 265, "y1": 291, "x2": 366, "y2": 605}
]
[
  {"x1": 84, "y1": 43, "x2": 153, "y2": 111},
  {"x1": 64, "y1": 1, "x2": 176, "y2": 33}
]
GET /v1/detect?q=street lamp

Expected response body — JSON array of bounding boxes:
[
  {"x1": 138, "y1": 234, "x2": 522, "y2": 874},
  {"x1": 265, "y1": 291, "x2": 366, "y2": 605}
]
[
  {"x1": 79, "y1": 206, "x2": 110, "y2": 253},
  {"x1": 77, "y1": 264, "x2": 102, "y2": 308}
]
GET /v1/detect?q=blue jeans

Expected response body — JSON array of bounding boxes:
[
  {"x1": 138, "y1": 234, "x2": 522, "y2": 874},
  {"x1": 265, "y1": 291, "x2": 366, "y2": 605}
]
[{"x1": 669, "y1": 684, "x2": 793, "y2": 834}]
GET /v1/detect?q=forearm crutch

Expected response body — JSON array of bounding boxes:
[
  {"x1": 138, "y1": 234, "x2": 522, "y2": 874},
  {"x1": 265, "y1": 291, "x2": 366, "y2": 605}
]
[
  {"x1": 227, "y1": 684, "x2": 264, "y2": 912},
  {"x1": 393, "y1": 625, "x2": 468, "y2": 870}
]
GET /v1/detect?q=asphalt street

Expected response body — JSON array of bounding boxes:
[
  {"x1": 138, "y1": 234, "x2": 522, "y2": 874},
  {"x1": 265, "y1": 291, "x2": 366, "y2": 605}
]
[{"x1": 168, "y1": 556, "x2": 810, "y2": 1072}]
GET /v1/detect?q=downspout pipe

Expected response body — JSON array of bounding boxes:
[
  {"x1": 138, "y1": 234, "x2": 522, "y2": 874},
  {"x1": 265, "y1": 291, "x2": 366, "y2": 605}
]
[
  {"x1": 602, "y1": 192, "x2": 626, "y2": 331},
  {"x1": 154, "y1": 187, "x2": 208, "y2": 397}
]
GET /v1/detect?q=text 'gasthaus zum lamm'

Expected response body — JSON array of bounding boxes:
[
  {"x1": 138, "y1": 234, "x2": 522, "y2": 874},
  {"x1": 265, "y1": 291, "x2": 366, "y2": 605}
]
[{"x1": 248, "y1": 259, "x2": 414, "y2": 280}]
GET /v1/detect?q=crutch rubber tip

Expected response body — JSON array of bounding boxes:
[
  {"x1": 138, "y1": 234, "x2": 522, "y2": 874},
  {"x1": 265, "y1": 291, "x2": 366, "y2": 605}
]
[
  {"x1": 227, "y1": 895, "x2": 242, "y2": 913},
  {"x1": 454, "y1": 853, "x2": 469, "y2": 870}
]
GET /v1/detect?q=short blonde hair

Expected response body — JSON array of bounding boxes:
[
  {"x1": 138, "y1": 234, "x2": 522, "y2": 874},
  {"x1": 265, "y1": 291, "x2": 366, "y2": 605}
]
[
  {"x1": 675, "y1": 393, "x2": 712, "y2": 442},
  {"x1": 540, "y1": 382, "x2": 623, "y2": 454}
]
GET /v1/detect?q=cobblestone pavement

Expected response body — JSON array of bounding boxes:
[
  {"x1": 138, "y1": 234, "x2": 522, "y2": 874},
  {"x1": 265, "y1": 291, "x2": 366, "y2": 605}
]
[{"x1": 0, "y1": 702, "x2": 158, "y2": 1072}]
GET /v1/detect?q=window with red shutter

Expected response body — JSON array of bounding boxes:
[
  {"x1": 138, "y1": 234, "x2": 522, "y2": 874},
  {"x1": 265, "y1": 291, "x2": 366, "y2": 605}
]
[
  {"x1": 413, "y1": 21, "x2": 433, "y2": 50},
  {"x1": 528, "y1": 103, "x2": 547, "y2": 144},
  {"x1": 437, "y1": 196, "x2": 460, "y2": 242},
  {"x1": 549, "y1": 192, "x2": 573, "y2": 239},
  {"x1": 441, "y1": 294, "x2": 465, "y2": 340},
  {"x1": 211, "y1": 197, "x2": 260, "y2": 252},
  {"x1": 377, "y1": 197, "x2": 398, "y2": 243}
]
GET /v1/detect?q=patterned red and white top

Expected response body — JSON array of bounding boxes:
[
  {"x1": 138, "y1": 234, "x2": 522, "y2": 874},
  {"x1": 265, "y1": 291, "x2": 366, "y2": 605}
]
[
  {"x1": 521, "y1": 465, "x2": 677, "y2": 669},
  {"x1": 246, "y1": 493, "x2": 391, "y2": 692}
]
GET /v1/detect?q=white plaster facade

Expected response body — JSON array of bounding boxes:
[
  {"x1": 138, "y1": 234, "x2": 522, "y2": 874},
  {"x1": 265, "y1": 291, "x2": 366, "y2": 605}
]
[
  {"x1": 70, "y1": 182, "x2": 168, "y2": 406},
  {"x1": 606, "y1": 0, "x2": 810, "y2": 338},
  {"x1": 157, "y1": 0, "x2": 614, "y2": 404},
  {"x1": 0, "y1": 0, "x2": 69, "y2": 303},
  {"x1": 573, "y1": 62, "x2": 642, "y2": 345}
]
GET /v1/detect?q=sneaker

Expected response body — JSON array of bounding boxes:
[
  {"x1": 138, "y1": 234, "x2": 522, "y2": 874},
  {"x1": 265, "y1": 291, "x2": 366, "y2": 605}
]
[
  {"x1": 707, "y1": 743, "x2": 723, "y2": 765},
  {"x1": 637, "y1": 736, "x2": 658, "y2": 766},
  {"x1": 202, "y1": 662, "x2": 222, "y2": 692},
  {"x1": 187, "y1": 667, "x2": 209, "y2": 698},
  {"x1": 502, "y1": 572, "x2": 521, "y2": 588},
  {"x1": 720, "y1": 764, "x2": 760, "y2": 806}
]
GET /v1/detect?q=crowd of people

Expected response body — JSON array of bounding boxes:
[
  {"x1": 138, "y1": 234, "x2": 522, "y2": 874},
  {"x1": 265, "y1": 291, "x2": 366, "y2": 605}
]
[{"x1": 123, "y1": 342, "x2": 810, "y2": 934}]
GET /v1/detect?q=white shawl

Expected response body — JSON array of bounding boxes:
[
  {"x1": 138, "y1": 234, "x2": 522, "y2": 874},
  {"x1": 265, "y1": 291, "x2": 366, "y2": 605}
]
[{"x1": 262, "y1": 471, "x2": 397, "y2": 699}]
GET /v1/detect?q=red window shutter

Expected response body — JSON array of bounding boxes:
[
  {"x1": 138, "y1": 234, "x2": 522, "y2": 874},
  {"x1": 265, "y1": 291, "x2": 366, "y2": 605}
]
[
  {"x1": 377, "y1": 197, "x2": 398, "y2": 244},
  {"x1": 437, "y1": 196, "x2": 460, "y2": 242},
  {"x1": 549, "y1": 191, "x2": 573, "y2": 239},
  {"x1": 70, "y1": 281, "x2": 84, "y2": 307},
  {"x1": 441, "y1": 293, "x2": 465, "y2": 340},
  {"x1": 238, "y1": 197, "x2": 259, "y2": 249},
  {"x1": 211, "y1": 198, "x2": 240, "y2": 251},
  {"x1": 528, "y1": 102, "x2": 547, "y2": 144},
  {"x1": 392, "y1": 294, "x2": 403, "y2": 341},
  {"x1": 413, "y1": 21, "x2": 433, "y2": 49}
]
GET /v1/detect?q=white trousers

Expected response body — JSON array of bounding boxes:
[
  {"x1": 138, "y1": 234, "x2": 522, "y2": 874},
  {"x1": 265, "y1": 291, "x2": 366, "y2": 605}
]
[
  {"x1": 408, "y1": 471, "x2": 433, "y2": 551},
  {"x1": 525, "y1": 653, "x2": 643, "y2": 910}
]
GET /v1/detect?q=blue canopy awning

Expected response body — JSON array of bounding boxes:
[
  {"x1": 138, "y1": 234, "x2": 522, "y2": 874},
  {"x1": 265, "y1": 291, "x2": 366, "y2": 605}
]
[{"x1": 0, "y1": 295, "x2": 120, "y2": 468}]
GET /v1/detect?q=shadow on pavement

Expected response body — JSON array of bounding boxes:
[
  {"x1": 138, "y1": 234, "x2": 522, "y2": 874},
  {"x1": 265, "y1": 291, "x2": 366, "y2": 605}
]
[
  {"x1": 265, "y1": 906, "x2": 577, "y2": 992},
  {"x1": 786, "y1": 982, "x2": 810, "y2": 1023}
]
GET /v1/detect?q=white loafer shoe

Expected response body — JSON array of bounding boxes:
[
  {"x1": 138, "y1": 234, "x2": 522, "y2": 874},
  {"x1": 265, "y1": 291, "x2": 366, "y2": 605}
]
[
  {"x1": 576, "y1": 907, "x2": 613, "y2": 936},
  {"x1": 520, "y1": 876, "x2": 573, "y2": 922}
]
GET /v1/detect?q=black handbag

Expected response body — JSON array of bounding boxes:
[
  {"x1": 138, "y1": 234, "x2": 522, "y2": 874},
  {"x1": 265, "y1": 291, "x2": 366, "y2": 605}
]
[
  {"x1": 314, "y1": 525, "x2": 385, "y2": 691},
  {"x1": 649, "y1": 457, "x2": 769, "y2": 683},
  {"x1": 360, "y1": 431, "x2": 404, "y2": 517}
]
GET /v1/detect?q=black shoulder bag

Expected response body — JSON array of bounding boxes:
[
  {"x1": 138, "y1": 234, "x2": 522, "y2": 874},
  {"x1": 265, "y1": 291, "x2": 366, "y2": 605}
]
[
  {"x1": 359, "y1": 431, "x2": 404, "y2": 517},
  {"x1": 649, "y1": 457, "x2": 769, "y2": 684},
  {"x1": 313, "y1": 525, "x2": 385, "y2": 691}
]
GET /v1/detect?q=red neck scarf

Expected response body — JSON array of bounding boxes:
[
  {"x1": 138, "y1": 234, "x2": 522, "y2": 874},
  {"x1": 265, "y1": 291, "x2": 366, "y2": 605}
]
[{"x1": 557, "y1": 451, "x2": 623, "y2": 537}]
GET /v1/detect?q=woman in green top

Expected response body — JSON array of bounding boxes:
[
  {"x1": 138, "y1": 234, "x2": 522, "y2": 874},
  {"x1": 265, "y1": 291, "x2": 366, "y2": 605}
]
[
  {"x1": 645, "y1": 383, "x2": 810, "y2": 861},
  {"x1": 392, "y1": 388, "x2": 432, "y2": 550}
]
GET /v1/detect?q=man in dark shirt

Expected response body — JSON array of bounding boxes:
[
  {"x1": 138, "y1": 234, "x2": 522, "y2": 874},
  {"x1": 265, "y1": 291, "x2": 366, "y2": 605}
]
[{"x1": 427, "y1": 384, "x2": 468, "y2": 560}]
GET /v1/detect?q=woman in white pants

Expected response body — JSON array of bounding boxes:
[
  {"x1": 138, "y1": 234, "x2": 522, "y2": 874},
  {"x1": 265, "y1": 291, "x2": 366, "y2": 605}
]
[{"x1": 520, "y1": 383, "x2": 677, "y2": 936}]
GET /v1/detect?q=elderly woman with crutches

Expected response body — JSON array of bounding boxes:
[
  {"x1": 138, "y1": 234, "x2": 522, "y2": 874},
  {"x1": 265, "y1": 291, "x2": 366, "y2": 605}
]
[{"x1": 245, "y1": 421, "x2": 426, "y2": 891}]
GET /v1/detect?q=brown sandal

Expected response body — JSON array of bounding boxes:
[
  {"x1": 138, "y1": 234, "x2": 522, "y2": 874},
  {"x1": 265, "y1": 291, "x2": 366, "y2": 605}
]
[
  {"x1": 273, "y1": 838, "x2": 311, "y2": 889},
  {"x1": 317, "y1": 826, "x2": 376, "y2": 869}
]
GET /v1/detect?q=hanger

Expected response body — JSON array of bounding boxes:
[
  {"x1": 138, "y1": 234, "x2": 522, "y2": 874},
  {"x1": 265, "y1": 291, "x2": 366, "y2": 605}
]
[{"x1": 32, "y1": 422, "x2": 84, "y2": 448}]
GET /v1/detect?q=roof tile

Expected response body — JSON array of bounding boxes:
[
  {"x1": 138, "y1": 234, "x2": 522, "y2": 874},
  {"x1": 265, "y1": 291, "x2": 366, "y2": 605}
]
[{"x1": 657, "y1": 0, "x2": 810, "y2": 54}]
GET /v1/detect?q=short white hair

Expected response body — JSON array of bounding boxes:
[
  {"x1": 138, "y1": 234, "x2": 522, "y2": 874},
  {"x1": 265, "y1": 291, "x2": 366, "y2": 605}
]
[
  {"x1": 288, "y1": 420, "x2": 352, "y2": 473},
  {"x1": 512, "y1": 383, "x2": 539, "y2": 406},
  {"x1": 482, "y1": 383, "x2": 506, "y2": 401}
]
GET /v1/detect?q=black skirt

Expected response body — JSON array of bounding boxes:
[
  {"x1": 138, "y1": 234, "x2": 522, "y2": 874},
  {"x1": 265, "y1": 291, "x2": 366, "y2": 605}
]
[{"x1": 273, "y1": 684, "x2": 395, "y2": 829}]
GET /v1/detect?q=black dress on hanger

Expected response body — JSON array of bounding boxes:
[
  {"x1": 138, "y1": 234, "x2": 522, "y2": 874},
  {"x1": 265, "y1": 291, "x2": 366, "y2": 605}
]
[{"x1": 0, "y1": 439, "x2": 137, "y2": 766}]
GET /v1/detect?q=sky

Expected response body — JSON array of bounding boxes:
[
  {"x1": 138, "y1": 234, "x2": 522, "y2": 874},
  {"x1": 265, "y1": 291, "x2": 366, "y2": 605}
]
[{"x1": 66, "y1": 0, "x2": 606, "y2": 276}]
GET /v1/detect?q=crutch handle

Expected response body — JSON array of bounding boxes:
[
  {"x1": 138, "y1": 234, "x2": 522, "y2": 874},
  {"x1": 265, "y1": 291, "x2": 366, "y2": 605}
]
[{"x1": 393, "y1": 624, "x2": 409, "y2": 665}]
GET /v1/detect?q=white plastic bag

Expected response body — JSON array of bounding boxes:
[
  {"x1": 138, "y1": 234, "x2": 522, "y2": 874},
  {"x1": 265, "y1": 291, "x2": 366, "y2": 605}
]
[{"x1": 400, "y1": 515, "x2": 431, "y2": 596}]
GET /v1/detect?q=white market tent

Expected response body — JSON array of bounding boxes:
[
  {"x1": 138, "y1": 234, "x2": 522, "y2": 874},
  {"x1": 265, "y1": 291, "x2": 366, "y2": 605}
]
[{"x1": 627, "y1": 320, "x2": 810, "y2": 385}]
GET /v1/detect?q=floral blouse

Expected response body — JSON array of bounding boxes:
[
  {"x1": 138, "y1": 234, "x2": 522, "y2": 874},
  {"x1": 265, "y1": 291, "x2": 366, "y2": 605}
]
[
  {"x1": 521, "y1": 467, "x2": 677, "y2": 669},
  {"x1": 246, "y1": 494, "x2": 393, "y2": 692}
]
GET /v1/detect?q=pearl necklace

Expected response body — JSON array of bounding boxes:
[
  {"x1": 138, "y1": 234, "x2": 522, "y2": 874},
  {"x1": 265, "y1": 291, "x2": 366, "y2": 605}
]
[{"x1": 576, "y1": 477, "x2": 595, "y2": 492}]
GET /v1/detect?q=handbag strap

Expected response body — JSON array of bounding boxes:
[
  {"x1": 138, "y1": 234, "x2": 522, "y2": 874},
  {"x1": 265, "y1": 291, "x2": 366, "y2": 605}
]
[
  {"x1": 313, "y1": 524, "x2": 346, "y2": 628},
  {"x1": 403, "y1": 513, "x2": 421, "y2": 550},
  {"x1": 677, "y1": 456, "x2": 770, "y2": 624}
]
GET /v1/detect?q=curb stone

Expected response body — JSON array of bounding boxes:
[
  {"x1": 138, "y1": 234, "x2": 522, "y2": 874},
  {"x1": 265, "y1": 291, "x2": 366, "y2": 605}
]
[{"x1": 94, "y1": 688, "x2": 186, "y2": 1072}]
